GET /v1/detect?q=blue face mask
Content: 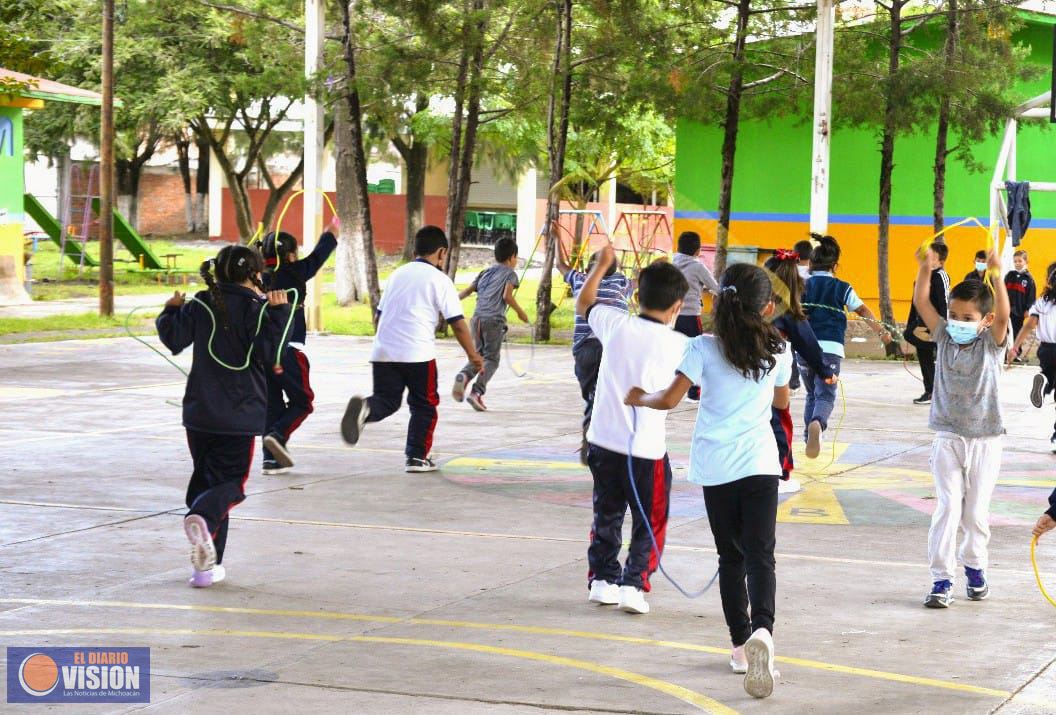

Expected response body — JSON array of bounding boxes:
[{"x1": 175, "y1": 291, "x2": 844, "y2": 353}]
[
  {"x1": 946, "y1": 319, "x2": 980, "y2": 345},
  {"x1": 975, "y1": 261, "x2": 987, "y2": 272}
]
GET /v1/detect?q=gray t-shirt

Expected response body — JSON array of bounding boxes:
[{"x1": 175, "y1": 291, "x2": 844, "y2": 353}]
[
  {"x1": 930, "y1": 318, "x2": 1007, "y2": 438},
  {"x1": 471, "y1": 263, "x2": 519, "y2": 320},
  {"x1": 672, "y1": 253, "x2": 720, "y2": 316}
]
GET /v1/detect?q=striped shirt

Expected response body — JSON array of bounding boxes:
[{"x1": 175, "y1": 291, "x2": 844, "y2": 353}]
[{"x1": 566, "y1": 269, "x2": 632, "y2": 349}]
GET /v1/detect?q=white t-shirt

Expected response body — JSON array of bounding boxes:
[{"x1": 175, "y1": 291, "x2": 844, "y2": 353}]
[
  {"x1": 1030, "y1": 297, "x2": 1056, "y2": 343},
  {"x1": 585, "y1": 306, "x2": 687, "y2": 460},
  {"x1": 677, "y1": 335, "x2": 793, "y2": 486},
  {"x1": 371, "y1": 260, "x2": 465, "y2": 362}
]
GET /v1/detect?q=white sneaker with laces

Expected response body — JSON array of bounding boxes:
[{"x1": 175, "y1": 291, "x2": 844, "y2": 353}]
[
  {"x1": 211, "y1": 564, "x2": 226, "y2": 584},
  {"x1": 729, "y1": 645, "x2": 748, "y2": 674},
  {"x1": 588, "y1": 579, "x2": 620, "y2": 605},
  {"x1": 617, "y1": 585, "x2": 649, "y2": 614},
  {"x1": 183, "y1": 514, "x2": 217, "y2": 572},
  {"x1": 743, "y1": 628, "x2": 776, "y2": 698}
]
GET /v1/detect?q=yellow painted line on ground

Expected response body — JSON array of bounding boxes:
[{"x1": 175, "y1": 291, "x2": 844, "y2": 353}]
[
  {"x1": 0, "y1": 598, "x2": 1010, "y2": 699},
  {"x1": 0, "y1": 627, "x2": 734, "y2": 714},
  {"x1": 0, "y1": 499, "x2": 150, "y2": 513},
  {"x1": 777, "y1": 482, "x2": 849, "y2": 525}
]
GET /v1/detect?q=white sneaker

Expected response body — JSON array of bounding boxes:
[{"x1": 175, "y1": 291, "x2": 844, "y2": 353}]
[
  {"x1": 452, "y1": 373, "x2": 468, "y2": 402},
  {"x1": 211, "y1": 564, "x2": 226, "y2": 584},
  {"x1": 743, "y1": 628, "x2": 776, "y2": 699},
  {"x1": 588, "y1": 579, "x2": 620, "y2": 605},
  {"x1": 777, "y1": 478, "x2": 801, "y2": 494},
  {"x1": 805, "y1": 420, "x2": 822, "y2": 459},
  {"x1": 183, "y1": 514, "x2": 217, "y2": 572},
  {"x1": 617, "y1": 585, "x2": 649, "y2": 614},
  {"x1": 729, "y1": 645, "x2": 748, "y2": 674}
]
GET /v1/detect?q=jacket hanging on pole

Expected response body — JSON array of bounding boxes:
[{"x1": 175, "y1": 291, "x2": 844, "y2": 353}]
[{"x1": 1005, "y1": 181, "x2": 1032, "y2": 247}]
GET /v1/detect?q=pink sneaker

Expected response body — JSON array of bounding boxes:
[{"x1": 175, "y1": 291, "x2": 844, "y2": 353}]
[
  {"x1": 189, "y1": 569, "x2": 213, "y2": 588},
  {"x1": 466, "y1": 392, "x2": 487, "y2": 412}
]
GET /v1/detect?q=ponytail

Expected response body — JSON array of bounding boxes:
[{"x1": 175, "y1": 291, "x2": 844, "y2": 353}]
[
  {"x1": 712, "y1": 263, "x2": 783, "y2": 380},
  {"x1": 203, "y1": 244, "x2": 267, "y2": 332},
  {"x1": 764, "y1": 252, "x2": 805, "y2": 321},
  {"x1": 199, "y1": 258, "x2": 231, "y2": 333}
]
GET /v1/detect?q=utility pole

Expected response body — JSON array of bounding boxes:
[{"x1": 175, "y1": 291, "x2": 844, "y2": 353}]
[
  {"x1": 809, "y1": 0, "x2": 835, "y2": 235},
  {"x1": 303, "y1": 0, "x2": 325, "y2": 330},
  {"x1": 99, "y1": 0, "x2": 115, "y2": 316}
]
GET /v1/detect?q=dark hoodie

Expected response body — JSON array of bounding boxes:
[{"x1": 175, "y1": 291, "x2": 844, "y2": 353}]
[{"x1": 156, "y1": 284, "x2": 291, "y2": 435}]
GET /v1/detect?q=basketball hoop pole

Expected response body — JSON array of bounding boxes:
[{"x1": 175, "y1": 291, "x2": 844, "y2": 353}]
[{"x1": 809, "y1": 0, "x2": 835, "y2": 235}]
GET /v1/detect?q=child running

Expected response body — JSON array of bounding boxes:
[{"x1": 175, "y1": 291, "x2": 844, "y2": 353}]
[
  {"x1": 341, "y1": 226, "x2": 483, "y2": 473},
  {"x1": 802, "y1": 235, "x2": 891, "y2": 457},
  {"x1": 1005, "y1": 249, "x2": 1037, "y2": 347},
  {"x1": 556, "y1": 242, "x2": 634, "y2": 464},
  {"x1": 156, "y1": 245, "x2": 291, "y2": 587},
  {"x1": 626, "y1": 262, "x2": 792, "y2": 700},
  {"x1": 258, "y1": 218, "x2": 340, "y2": 475},
  {"x1": 764, "y1": 252, "x2": 834, "y2": 487},
  {"x1": 1009, "y1": 261, "x2": 1056, "y2": 448},
  {"x1": 452, "y1": 237, "x2": 529, "y2": 411},
  {"x1": 913, "y1": 246, "x2": 1009, "y2": 608},
  {"x1": 576, "y1": 245, "x2": 687, "y2": 616},
  {"x1": 671, "y1": 231, "x2": 720, "y2": 401}
]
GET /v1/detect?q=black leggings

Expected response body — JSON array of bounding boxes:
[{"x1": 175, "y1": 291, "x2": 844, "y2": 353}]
[{"x1": 703, "y1": 475, "x2": 778, "y2": 646}]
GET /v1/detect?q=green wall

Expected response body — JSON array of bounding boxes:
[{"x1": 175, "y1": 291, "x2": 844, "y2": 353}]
[
  {"x1": 674, "y1": 17, "x2": 1056, "y2": 227},
  {"x1": 0, "y1": 105, "x2": 24, "y2": 226}
]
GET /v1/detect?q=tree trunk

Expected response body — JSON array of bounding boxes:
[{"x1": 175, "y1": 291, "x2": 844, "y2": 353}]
[
  {"x1": 334, "y1": 99, "x2": 365, "y2": 305},
  {"x1": 403, "y1": 140, "x2": 427, "y2": 262},
  {"x1": 932, "y1": 0, "x2": 958, "y2": 238},
  {"x1": 714, "y1": 0, "x2": 750, "y2": 279},
  {"x1": 337, "y1": 0, "x2": 381, "y2": 313},
  {"x1": 534, "y1": 0, "x2": 573, "y2": 342},
  {"x1": 194, "y1": 135, "x2": 210, "y2": 232},
  {"x1": 176, "y1": 135, "x2": 193, "y2": 233},
  {"x1": 115, "y1": 159, "x2": 142, "y2": 230},
  {"x1": 877, "y1": 0, "x2": 903, "y2": 355}
]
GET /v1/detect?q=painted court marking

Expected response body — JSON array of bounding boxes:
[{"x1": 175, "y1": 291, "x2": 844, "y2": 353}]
[
  {"x1": 0, "y1": 627, "x2": 735, "y2": 714},
  {"x1": 0, "y1": 597, "x2": 1011, "y2": 700}
]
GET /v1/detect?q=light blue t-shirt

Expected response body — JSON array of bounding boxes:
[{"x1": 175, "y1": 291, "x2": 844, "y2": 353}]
[{"x1": 678, "y1": 335, "x2": 793, "y2": 487}]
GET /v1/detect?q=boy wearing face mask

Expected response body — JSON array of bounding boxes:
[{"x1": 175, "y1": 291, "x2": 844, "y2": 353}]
[
  {"x1": 912, "y1": 247, "x2": 1010, "y2": 608},
  {"x1": 965, "y1": 250, "x2": 988, "y2": 283}
]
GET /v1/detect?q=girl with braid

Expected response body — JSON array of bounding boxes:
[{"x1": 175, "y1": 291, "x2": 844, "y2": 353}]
[{"x1": 156, "y1": 244, "x2": 291, "y2": 587}]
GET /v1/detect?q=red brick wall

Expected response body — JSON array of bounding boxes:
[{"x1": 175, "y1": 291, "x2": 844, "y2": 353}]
[
  {"x1": 138, "y1": 168, "x2": 189, "y2": 236},
  {"x1": 217, "y1": 188, "x2": 448, "y2": 254}
]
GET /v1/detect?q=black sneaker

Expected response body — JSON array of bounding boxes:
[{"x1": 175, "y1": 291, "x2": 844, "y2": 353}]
[
  {"x1": 965, "y1": 567, "x2": 989, "y2": 601},
  {"x1": 341, "y1": 397, "x2": 370, "y2": 445},
  {"x1": 1031, "y1": 373, "x2": 1046, "y2": 408},
  {"x1": 913, "y1": 392, "x2": 932, "y2": 405},
  {"x1": 262, "y1": 459, "x2": 290, "y2": 476},
  {"x1": 263, "y1": 432, "x2": 293, "y2": 468},
  {"x1": 405, "y1": 457, "x2": 438, "y2": 473},
  {"x1": 924, "y1": 580, "x2": 953, "y2": 608}
]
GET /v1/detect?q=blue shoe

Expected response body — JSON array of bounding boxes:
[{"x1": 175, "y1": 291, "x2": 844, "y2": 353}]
[
  {"x1": 924, "y1": 580, "x2": 953, "y2": 608},
  {"x1": 965, "y1": 567, "x2": 989, "y2": 601}
]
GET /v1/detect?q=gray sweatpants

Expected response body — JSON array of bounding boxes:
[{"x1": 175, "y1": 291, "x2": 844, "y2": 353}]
[
  {"x1": 458, "y1": 315, "x2": 506, "y2": 396},
  {"x1": 928, "y1": 432, "x2": 1003, "y2": 582}
]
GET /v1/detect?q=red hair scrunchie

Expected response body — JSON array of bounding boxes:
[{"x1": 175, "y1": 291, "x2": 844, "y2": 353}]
[{"x1": 775, "y1": 248, "x2": 800, "y2": 262}]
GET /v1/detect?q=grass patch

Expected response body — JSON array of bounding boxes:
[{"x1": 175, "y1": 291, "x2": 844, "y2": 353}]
[
  {"x1": 0, "y1": 312, "x2": 152, "y2": 337},
  {"x1": 319, "y1": 277, "x2": 577, "y2": 339}
]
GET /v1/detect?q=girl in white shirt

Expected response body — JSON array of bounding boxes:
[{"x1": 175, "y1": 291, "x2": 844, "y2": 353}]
[
  {"x1": 626, "y1": 263, "x2": 791, "y2": 701},
  {"x1": 1010, "y1": 261, "x2": 1056, "y2": 446}
]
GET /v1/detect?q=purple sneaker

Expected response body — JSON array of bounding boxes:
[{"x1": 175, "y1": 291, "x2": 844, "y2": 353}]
[{"x1": 188, "y1": 569, "x2": 213, "y2": 588}]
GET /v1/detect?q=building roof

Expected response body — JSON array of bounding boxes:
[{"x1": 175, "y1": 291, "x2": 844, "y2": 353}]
[{"x1": 0, "y1": 68, "x2": 113, "y2": 107}]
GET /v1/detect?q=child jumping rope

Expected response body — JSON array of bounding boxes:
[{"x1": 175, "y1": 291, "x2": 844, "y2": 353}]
[
  {"x1": 671, "y1": 231, "x2": 720, "y2": 401},
  {"x1": 626, "y1": 263, "x2": 792, "y2": 700},
  {"x1": 258, "y1": 218, "x2": 340, "y2": 474},
  {"x1": 802, "y1": 235, "x2": 890, "y2": 458},
  {"x1": 576, "y1": 244, "x2": 688, "y2": 616},
  {"x1": 452, "y1": 237, "x2": 529, "y2": 412},
  {"x1": 913, "y1": 246, "x2": 1010, "y2": 608},
  {"x1": 1009, "y1": 261, "x2": 1056, "y2": 448},
  {"x1": 341, "y1": 226, "x2": 483, "y2": 473},
  {"x1": 156, "y1": 245, "x2": 291, "y2": 588}
]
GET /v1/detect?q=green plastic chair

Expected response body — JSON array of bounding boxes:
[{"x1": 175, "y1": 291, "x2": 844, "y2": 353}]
[{"x1": 377, "y1": 179, "x2": 396, "y2": 194}]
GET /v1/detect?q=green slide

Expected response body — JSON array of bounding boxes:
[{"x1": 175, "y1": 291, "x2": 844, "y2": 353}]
[
  {"x1": 91, "y1": 198, "x2": 164, "y2": 270},
  {"x1": 23, "y1": 193, "x2": 98, "y2": 267}
]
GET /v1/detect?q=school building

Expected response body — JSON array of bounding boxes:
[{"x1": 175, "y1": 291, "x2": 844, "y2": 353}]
[{"x1": 674, "y1": 11, "x2": 1056, "y2": 317}]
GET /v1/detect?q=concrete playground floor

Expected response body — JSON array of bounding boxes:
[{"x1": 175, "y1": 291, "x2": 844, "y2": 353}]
[{"x1": 2, "y1": 334, "x2": 1056, "y2": 714}]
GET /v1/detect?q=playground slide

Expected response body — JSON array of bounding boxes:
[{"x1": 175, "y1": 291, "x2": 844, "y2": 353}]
[
  {"x1": 91, "y1": 198, "x2": 164, "y2": 270},
  {"x1": 22, "y1": 193, "x2": 98, "y2": 267}
]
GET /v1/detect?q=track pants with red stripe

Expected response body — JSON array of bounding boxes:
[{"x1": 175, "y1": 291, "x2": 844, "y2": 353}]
[
  {"x1": 264, "y1": 347, "x2": 315, "y2": 460},
  {"x1": 366, "y1": 360, "x2": 440, "y2": 459},
  {"x1": 770, "y1": 405, "x2": 794, "y2": 479},
  {"x1": 586, "y1": 444, "x2": 672, "y2": 592},
  {"x1": 185, "y1": 429, "x2": 254, "y2": 564}
]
